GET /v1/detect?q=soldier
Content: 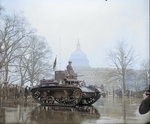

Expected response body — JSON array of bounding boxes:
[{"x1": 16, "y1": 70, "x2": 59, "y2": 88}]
[
  {"x1": 66, "y1": 61, "x2": 74, "y2": 78},
  {"x1": 24, "y1": 86, "x2": 29, "y2": 100},
  {"x1": 12, "y1": 85, "x2": 15, "y2": 98},
  {"x1": 15, "y1": 85, "x2": 18, "y2": 99},
  {"x1": 19, "y1": 86, "x2": 24, "y2": 98},
  {"x1": 8, "y1": 86, "x2": 12, "y2": 99}
]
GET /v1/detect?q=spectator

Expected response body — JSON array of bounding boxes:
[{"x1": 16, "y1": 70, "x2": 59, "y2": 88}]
[
  {"x1": 126, "y1": 90, "x2": 130, "y2": 98},
  {"x1": 139, "y1": 91, "x2": 150, "y2": 114}
]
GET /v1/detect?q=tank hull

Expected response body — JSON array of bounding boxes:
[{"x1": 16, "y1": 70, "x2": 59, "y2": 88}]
[
  {"x1": 31, "y1": 85, "x2": 100, "y2": 106},
  {"x1": 30, "y1": 71, "x2": 101, "y2": 106}
]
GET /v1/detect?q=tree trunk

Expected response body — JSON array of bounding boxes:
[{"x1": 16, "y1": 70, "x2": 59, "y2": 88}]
[
  {"x1": 123, "y1": 75, "x2": 126, "y2": 93},
  {"x1": 4, "y1": 63, "x2": 8, "y2": 82},
  {"x1": 122, "y1": 68, "x2": 126, "y2": 93}
]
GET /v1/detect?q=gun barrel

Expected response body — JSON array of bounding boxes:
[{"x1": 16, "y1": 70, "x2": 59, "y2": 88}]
[
  {"x1": 74, "y1": 75, "x2": 84, "y2": 77},
  {"x1": 67, "y1": 75, "x2": 84, "y2": 77}
]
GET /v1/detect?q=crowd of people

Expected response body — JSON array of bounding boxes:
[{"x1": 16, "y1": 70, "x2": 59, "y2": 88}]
[
  {"x1": 0, "y1": 82, "x2": 30, "y2": 100},
  {"x1": 113, "y1": 89, "x2": 135, "y2": 98}
]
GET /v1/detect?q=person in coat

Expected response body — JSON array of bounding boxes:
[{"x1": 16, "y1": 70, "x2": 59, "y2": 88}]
[
  {"x1": 24, "y1": 86, "x2": 29, "y2": 100},
  {"x1": 66, "y1": 61, "x2": 74, "y2": 78},
  {"x1": 139, "y1": 91, "x2": 150, "y2": 114}
]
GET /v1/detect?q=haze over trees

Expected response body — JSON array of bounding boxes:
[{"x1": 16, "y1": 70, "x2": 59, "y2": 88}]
[
  {"x1": 16, "y1": 35, "x2": 52, "y2": 86},
  {"x1": 0, "y1": 5, "x2": 53, "y2": 87},
  {"x1": 106, "y1": 41, "x2": 139, "y2": 93},
  {"x1": 139, "y1": 60, "x2": 149, "y2": 88}
]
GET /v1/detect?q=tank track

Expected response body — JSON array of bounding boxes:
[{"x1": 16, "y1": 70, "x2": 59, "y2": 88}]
[
  {"x1": 81, "y1": 92, "x2": 100, "y2": 105},
  {"x1": 32, "y1": 87, "x2": 83, "y2": 107}
]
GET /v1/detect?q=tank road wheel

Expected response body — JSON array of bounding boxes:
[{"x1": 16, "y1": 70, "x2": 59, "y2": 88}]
[
  {"x1": 59, "y1": 96, "x2": 68, "y2": 104},
  {"x1": 40, "y1": 95, "x2": 46, "y2": 103},
  {"x1": 32, "y1": 90, "x2": 41, "y2": 99},
  {"x1": 73, "y1": 89, "x2": 82, "y2": 105},
  {"x1": 40, "y1": 91, "x2": 49, "y2": 103},
  {"x1": 47, "y1": 96, "x2": 54, "y2": 104},
  {"x1": 40, "y1": 96, "x2": 44, "y2": 103},
  {"x1": 73, "y1": 89, "x2": 82, "y2": 99}
]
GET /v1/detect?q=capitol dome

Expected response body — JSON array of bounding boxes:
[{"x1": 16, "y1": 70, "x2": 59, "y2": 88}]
[{"x1": 69, "y1": 41, "x2": 91, "y2": 70}]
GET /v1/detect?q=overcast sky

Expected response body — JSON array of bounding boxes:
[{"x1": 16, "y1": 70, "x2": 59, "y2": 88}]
[{"x1": 1, "y1": 0, "x2": 149, "y2": 70}]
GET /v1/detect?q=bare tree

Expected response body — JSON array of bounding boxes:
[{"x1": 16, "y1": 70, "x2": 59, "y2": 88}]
[
  {"x1": 0, "y1": 2, "x2": 4, "y2": 15},
  {"x1": 125, "y1": 69, "x2": 146, "y2": 92},
  {"x1": 16, "y1": 35, "x2": 52, "y2": 86},
  {"x1": 140, "y1": 60, "x2": 149, "y2": 88},
  {"x1": 0, "y1": 13, "x2": 34, "y2": 83},
  {"x1": 9, "y1": 40, "x2": 31, "y2": 86},
  {"x1": 106, "y1": 41, "x2": 138, "y2": 93}
]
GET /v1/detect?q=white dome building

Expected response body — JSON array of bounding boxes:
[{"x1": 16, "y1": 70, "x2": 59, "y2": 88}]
[
  {"x1": 69, "y1": 41, "x2": 91, "y2": 72},
  {"x1": 68, "y1": 41, "x2": 101, "y2": 85}
]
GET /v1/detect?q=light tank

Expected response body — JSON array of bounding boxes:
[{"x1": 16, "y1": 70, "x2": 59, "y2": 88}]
[{"x1": 31, "y1": 71, "x2": 101, "y2": 107}]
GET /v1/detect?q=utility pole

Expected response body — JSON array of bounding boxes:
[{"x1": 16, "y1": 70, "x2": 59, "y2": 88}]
[{"x1": 59, "y1": 36, "x2": 61, "y2": 70}]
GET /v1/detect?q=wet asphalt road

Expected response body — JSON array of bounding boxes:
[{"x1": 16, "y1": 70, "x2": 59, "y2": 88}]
[{"x1": 0, "y1": 96, "x2": 149, "y2": 124}]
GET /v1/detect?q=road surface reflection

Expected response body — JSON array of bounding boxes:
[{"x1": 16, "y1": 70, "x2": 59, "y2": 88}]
[
  {"x1": 0, "y1": 96, "x2": 149, "y2": 124},
  {"x1": 30, "y1": 105, "x2": 100, "y2": 124}
]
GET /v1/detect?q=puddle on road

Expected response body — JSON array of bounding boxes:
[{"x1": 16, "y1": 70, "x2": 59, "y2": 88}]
[
  {"x1": 30, "y1": 105, "x2": 100, "y2": 124},
  {"x1": 0, "y1": 99, "x2": 100, "y2": 124},
  {"x1": 0, "y1": 97, "x2": 149, "y2": 124},
  {"x1": 93, "y1": 97, "x2": 150, "y2": 124}
]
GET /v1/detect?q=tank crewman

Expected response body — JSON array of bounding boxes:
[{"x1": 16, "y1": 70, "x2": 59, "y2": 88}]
[
  {"x1": 139, "y1": 91, "x2": 150, "y2": 114},
  {"x1": 66, "y1": 61, "x2": 74, "y2": 78}
]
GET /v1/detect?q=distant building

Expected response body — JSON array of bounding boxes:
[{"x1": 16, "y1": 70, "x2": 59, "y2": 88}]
[
  {"x1": 69, "y1": 41, "x2": 91, "y2": 71},
  {"x1": 68, "y1": 41, "x2": 148, "y2": 93},
  {"x1": 69, "y1": 41, "x2": 106, "y2": 86}
]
